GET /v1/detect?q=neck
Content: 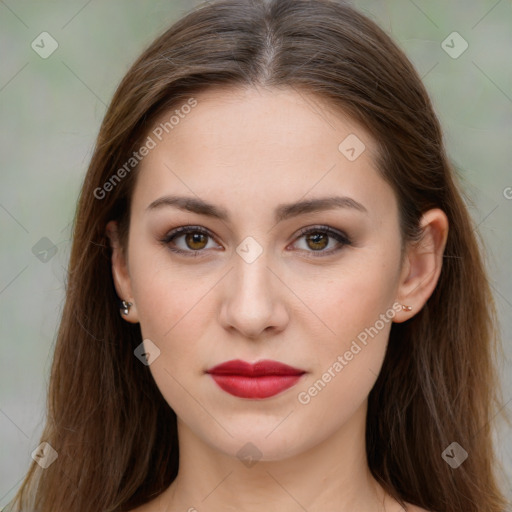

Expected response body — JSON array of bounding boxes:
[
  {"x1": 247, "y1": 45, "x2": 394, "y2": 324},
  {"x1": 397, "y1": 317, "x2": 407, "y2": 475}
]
[{"x1": 158, "y1": 401, "x2": 397, "y2": 512}]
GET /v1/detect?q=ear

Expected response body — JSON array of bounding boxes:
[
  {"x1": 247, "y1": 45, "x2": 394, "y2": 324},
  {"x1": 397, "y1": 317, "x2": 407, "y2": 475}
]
[
  {"x1": 105, "y1": 220, "x2": 139, "y2": 324},
  {"x1": 393, "y1": 208, "x2": 449, "y2": 323}
]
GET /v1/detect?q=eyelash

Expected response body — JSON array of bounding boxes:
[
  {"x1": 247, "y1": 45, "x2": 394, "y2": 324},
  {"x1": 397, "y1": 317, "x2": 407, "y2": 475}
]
[{"x1": 160, "y1": 225, "x2": 352, "y2": 258}]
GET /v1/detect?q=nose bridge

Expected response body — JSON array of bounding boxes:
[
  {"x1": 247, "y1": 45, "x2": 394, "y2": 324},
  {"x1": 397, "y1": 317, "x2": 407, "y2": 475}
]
[
  {"x1": 220, "y1": 234, "x2": 287, "y2": 338},
  {"x1": 233, "y1": 235, "x2": 275, "y2": 308}
]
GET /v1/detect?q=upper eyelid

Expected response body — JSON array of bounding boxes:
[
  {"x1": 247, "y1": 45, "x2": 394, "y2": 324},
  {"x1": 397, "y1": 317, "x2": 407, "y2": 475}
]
[
  {"x1": 164, "y1": 224, "x2": 350, "y2": 250},
  {"x1": 163, "y1": 226, "x2": 221, "y2": 250}
]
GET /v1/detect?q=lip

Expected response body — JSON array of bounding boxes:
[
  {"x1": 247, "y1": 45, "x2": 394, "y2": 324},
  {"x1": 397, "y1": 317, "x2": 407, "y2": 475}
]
[{"x1": 206, "y1": 359, "x2": 306, "y2": 399}]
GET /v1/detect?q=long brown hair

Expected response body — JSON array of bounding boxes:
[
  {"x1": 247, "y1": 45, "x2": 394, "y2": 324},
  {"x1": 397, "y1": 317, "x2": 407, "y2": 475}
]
[{"x1": 8, "y1": 1, "x2": 508, "y2": 511}]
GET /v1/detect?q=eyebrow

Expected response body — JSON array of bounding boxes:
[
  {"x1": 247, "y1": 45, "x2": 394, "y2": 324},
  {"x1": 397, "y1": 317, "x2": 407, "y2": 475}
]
[{"x1": 146, "y1": 194, "x2": 367, "y2": 223}]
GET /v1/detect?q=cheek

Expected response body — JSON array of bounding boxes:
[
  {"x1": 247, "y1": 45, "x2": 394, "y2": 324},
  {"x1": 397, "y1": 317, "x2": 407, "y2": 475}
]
[
  {"x1": 129, "y1": 255, "x2": 217, "y2": 416},
  {"x1": 126, "y1": 247, "x2": 215, "y2": 399},
  {"x1": 291, "y1": 248, "x2": 399, "y2": 410},
  {"x1": 134, "y1": 276, "x2": 217, "y2": 372},
  {"x1": 128, "y1": 237, "x2": 210, "y2": 335},
  {"x1": 294, "y1": 284, "x2": 394, "y2": 437},
  {"x1": 294, "y1": 246, "x2": 400, "y2": 347}
]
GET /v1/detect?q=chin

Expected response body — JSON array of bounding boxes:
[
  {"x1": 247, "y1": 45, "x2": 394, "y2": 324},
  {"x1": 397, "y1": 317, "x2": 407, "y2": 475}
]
[{"x1": 199, "y1": 420, "x2": 317, "y2": 463}]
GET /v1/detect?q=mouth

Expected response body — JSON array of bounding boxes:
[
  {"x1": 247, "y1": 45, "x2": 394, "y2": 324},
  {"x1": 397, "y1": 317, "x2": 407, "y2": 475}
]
[{"x1": 206, "y1": 359, "x2": 306, "y2": 399}]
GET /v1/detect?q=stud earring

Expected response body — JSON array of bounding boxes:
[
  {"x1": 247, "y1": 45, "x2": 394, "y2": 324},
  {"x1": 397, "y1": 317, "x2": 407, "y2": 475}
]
[
  {"x1": 120, "y1": 300, "x2": 133, "y2": 316},
  {"x1": 401, "y1": 304, "x2": 412, "y2": 312}
]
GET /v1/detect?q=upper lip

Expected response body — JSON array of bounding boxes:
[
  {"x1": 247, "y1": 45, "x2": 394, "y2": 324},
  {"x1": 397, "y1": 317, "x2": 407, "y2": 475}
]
[{"x1": 206, "y1": 359, "x2": 305, "y2": 376}]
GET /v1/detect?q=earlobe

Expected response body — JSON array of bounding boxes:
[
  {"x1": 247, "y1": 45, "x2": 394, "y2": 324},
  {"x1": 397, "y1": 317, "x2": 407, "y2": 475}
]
[
  {"x1": 393, "y1": 208, "x2": 449, "y2": 323},
  {"x1": 105, "y1": 220, "x2": 139, "y2": 324}
]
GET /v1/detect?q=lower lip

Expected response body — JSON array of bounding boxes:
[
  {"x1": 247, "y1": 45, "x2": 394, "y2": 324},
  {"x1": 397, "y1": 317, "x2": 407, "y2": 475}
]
[{"x1": 209, "y1": 374, "x2": 303, "y2": 399}]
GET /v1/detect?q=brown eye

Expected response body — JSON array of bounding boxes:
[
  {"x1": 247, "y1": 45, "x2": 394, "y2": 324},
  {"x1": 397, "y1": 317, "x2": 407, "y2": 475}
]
[
  {"x1": 184, "y1": 232, "x2": 208, "y2": 250},
  {"x1": 304, "y1": 232, "x2": 329, "y2": 251},
  {"x1": 161, "y1": 226, "x2": 219, "y2": 255},
  {"x1": 293, "y1": 225, "x2": 352, "y2": 257}
]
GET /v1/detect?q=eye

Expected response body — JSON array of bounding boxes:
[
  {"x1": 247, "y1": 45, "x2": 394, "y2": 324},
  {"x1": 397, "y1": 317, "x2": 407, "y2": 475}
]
[
  {"x1": 160, "y1": 226, "x2": 220, "y2": 256},
  {"x1": 292, "y1": 225, "x2": 352, "y2": 257},
  {"x1": 160, "y1": 224, "x2": 351, "y2": 258}
]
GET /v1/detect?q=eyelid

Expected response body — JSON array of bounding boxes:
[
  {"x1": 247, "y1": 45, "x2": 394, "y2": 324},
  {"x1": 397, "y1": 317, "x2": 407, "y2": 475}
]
[
  {"x1": 291, "y1": 225, "x2": 352, "y2": 257},
  {"x1": 296, "y1": 224, "x2": 350, "y2": 242},
  {"x1": 160, "y1": 224, "x2": 352, "y2": 257},
  {"x1": 161, "y1": 225, "x2": 221, "y2": 255}
]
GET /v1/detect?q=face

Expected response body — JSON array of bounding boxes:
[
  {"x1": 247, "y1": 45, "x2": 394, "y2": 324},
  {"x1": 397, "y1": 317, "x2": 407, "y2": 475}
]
[{"x1": 109, "y1": 86, "x2": 410, "y2": 461}]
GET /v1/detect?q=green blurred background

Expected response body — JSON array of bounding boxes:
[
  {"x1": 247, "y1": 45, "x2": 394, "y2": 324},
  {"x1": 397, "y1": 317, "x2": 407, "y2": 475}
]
[{"x1": 1, "y1": 0, "x2": 511, "y2": 504}]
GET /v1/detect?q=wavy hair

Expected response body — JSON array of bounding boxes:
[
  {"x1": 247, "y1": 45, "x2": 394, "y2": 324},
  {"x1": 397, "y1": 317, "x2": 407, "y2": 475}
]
[{"x1": 8, "y1": 0, "x2": 508, "y2": 511}]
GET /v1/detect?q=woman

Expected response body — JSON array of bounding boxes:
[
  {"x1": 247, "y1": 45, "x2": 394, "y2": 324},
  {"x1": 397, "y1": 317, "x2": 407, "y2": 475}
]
[{"x1": 4, "y1": 0, "x2": 508, "y2": 511}]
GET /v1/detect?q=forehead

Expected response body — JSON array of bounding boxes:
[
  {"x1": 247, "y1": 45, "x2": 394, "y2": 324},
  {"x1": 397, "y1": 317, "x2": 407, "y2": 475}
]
[
  {"x1": 132, "y1": 86, "x2": 395, "y2": 224},
  {"x1": 148, "y1": 85, "x2": 378, "y2": 160}
]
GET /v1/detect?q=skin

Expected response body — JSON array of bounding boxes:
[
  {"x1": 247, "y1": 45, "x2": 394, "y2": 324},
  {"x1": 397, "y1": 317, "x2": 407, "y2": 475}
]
[{"x1": 106, "y1": 86, "x2": 448, "y2": 512}]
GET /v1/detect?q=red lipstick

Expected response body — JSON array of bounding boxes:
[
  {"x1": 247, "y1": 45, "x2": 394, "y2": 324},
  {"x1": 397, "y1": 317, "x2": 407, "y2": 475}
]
[{"x1": 206, "y1": 359, "x2": 305, "y2": 399}]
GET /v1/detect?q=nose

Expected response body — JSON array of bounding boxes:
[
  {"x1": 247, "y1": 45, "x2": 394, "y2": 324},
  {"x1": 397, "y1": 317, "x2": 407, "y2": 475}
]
[{"x1": 218, "y1": 250, "x2": 289, "y2": 340}]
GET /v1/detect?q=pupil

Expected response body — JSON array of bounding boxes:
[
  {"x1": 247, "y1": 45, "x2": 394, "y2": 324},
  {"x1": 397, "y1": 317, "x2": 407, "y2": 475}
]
[
  {"x1": 187, "y1": 233, "x2": 206, "y2": 249},
  {"x1": 308, "y1": 232, "x2": 327, "y2": 250}
]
